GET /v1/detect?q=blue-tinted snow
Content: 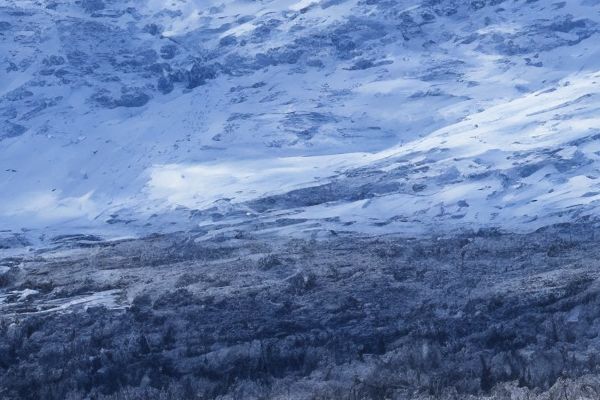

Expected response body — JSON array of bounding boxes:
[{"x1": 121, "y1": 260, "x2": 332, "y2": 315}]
[{"x1": 0, "y1": 0, "x2": 599, "y2": 240}]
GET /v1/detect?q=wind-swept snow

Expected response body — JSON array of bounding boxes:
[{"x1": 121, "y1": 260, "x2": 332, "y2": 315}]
[{"x1": 1, "y1": 0, "x2": 599, "y2": 242}]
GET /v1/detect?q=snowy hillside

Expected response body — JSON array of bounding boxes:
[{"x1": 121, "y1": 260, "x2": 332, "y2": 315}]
[
  {"x1": 1, "y1": 0, "x2": 600, "y2": 240},
  {"x1": 5, "y1": 3, "x2": 600, "y2": 399}
]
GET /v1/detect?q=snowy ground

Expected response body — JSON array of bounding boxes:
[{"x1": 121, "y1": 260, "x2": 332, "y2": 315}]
[{"x1": 1, "y1": 0, "x2": 600, "y2": 244}]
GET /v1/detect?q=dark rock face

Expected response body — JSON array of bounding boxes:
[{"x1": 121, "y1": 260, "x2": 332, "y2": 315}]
[
  {"x1": 81, "y1": 0, "x2": 105, "y2": 13},
  {"x1": 159, "y1": 44, "x2": 177, "y2": 60},
  {"x1": 114, "y1": 92, "x2": 150, "y2": 108},
  {"x1": 157, "y1": 76, "x2": 174, "y2": 94},
  {"x1": 91, "y1": 89, "x2": 150, "y2": 108},
  {"x1": 2, "y1": 225, "x2": 600, "y2": 399},
  {"x1": 0, "y1": 120, "x2": 27, "y2": 140},
  {"x1": 186, "y1": 63, "x2": 219, "y2": 89}
]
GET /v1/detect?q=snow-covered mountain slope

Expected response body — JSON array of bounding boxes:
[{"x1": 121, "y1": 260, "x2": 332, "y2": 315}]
[{"x1": 1, "y1": 0, "x2": 599, "y2": 239}]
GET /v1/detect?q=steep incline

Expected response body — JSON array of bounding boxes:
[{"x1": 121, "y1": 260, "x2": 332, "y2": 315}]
[{"x1": 1, "y1": 0, "x2": 599, "y2": 240}]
